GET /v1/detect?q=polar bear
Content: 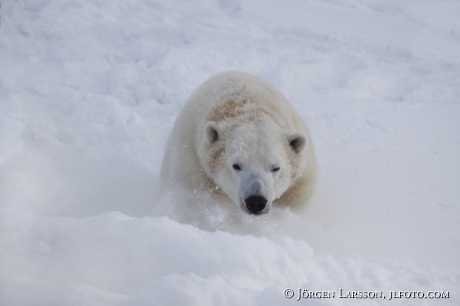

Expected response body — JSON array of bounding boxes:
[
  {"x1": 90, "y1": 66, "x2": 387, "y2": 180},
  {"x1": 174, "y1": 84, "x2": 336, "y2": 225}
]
[{"x1": 160, "y1": 70, "x2": 317, "y2": 215}]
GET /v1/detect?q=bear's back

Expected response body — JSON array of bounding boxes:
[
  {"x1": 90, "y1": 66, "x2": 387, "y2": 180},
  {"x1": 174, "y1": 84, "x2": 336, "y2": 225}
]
[{"x1": 183, "y1": 71, "x2": 309, "y2": 136}]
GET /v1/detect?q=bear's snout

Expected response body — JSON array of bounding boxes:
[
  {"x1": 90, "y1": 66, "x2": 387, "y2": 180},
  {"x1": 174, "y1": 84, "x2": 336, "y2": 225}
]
[{"x1": 244, "y1": 195, "x2": 268, "y2": 214}]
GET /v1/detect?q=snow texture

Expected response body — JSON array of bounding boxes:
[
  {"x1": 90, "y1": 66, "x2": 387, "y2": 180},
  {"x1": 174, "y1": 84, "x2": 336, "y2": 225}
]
[{"x1": 1, "y1": 0, "x2": 460, "y2": 305}]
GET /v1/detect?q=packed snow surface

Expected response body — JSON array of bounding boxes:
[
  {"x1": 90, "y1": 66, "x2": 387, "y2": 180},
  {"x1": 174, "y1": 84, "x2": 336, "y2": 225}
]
[{"x1": 1, "y1": 0, "x2": 460, "y2": 305}]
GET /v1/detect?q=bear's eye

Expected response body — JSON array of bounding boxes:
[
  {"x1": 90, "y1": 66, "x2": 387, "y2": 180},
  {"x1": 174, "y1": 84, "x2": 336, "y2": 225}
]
[
  {"x1": 271, "y1": 166, "x2": 280, "y2": 173},
  {"x1": 232, "y1": 163, "x2": 242, "y2": 171}
]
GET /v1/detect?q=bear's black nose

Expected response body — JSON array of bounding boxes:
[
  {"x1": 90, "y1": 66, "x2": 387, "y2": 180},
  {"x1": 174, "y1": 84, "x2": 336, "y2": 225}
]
[{"x1": 244, "y1": 196, "x2": 267, "y2": 214}]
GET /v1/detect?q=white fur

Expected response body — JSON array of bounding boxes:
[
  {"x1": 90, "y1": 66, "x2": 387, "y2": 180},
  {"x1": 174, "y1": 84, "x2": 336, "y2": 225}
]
[{"x1": 160, "y1": 70, "x2": 317, "y2": 215}]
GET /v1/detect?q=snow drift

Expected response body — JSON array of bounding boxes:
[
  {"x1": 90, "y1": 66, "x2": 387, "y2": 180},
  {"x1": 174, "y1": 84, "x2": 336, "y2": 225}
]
[{"x1": 1, "y1": 0, "x2": 459, "y2": 305}]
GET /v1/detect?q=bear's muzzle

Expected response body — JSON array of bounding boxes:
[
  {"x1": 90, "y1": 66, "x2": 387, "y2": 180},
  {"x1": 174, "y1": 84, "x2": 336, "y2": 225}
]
[{"x1": 244, "y1": 195, "x2": 268, "y2": 214}]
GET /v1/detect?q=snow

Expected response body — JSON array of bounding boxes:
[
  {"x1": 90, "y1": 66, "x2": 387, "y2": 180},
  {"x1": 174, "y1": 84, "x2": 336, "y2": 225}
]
[{"x1": 1, "y1": 0, "x2": 460, "y2": 305}]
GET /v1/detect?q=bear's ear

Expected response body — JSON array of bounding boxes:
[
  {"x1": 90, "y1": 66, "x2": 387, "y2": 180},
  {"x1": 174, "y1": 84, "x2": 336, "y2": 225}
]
[
  {"x1": 204, "y1": 121, "x2": 221, "y2": 144},
  {"x1": 287, "y1": 132, "x2": 307, "y2": 153}
]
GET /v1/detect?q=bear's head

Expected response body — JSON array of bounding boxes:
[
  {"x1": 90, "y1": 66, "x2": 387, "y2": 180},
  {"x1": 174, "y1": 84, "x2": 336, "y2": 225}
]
[{"x1": 200, "y1": 119, "x2": 307, "y2": 215}]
